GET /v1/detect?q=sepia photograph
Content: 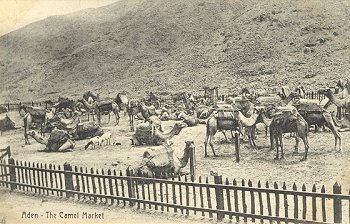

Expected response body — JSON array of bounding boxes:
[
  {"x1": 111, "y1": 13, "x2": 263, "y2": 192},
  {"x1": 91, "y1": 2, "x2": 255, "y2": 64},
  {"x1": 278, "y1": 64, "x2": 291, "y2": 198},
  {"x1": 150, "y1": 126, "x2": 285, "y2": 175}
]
[{"x1": 0, "y1": 0, "x2": 349, "y2": 223}]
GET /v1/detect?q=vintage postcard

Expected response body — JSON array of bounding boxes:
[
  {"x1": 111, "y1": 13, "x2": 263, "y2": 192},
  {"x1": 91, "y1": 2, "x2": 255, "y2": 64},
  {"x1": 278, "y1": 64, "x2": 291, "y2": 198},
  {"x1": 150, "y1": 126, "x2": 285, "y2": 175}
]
[{"x1": 0, "y1": 0, "x2": 349, "y2": 223}]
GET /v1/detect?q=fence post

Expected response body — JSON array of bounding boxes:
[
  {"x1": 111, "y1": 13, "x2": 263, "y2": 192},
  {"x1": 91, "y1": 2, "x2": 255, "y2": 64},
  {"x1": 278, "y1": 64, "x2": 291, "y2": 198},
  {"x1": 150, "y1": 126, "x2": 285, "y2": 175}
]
[
  {"x1": 214, "y1": 174, "x2": 224, "y2": 220},
  {"x1": 189, "y1": 145, "x2": 196, "y2": 178},
  {"x1": 7, "y1": 103, "x2": 10, "y2": 111},
  {"x1": 234, "y1": 132, "x2": 240, "y2": 163},
  {"x1": 63, "y1": 162, "x2": 74, "y2": 198},
  {"x1": 333, "y1": 182, "x2": 342, "y2": 223},
  {"x1": 126, "y1": 168, "x2": 135, "y2": 206},
  {"x1": 8, "y1": 158, "x2": 16, "y2": 191}
]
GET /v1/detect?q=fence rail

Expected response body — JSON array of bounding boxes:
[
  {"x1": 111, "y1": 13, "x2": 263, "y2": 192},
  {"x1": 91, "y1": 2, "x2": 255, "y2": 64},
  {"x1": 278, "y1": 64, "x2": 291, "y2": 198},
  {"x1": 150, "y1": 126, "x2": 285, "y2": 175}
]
[
  {"x1": 0, "y1": 158, "x2": 348, "y2": 223},
  {"x1": 0, "y1": 101, "x2": 51, "y2": 112}
]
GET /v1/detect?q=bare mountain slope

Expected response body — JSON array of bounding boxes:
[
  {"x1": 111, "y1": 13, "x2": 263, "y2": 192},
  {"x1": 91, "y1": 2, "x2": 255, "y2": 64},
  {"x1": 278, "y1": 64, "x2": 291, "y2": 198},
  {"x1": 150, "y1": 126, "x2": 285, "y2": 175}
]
[{"x1": 0, "y1": 0, "x2": 349, "y2": 101}]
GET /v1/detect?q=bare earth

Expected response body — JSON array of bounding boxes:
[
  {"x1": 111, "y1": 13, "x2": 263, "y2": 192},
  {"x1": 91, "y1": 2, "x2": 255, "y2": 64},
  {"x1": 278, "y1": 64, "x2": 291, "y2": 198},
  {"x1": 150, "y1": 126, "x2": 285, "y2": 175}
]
[{"x1": 1, "y1": 110, "x2": 349, "y2": 192}]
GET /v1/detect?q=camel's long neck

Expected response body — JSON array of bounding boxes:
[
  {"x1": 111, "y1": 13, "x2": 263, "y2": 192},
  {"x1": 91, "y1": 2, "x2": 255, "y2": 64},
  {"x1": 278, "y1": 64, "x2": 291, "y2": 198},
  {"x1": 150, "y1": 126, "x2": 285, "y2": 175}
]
[
  {"x1": 238, "y1": 111, "x2": 259, "y2": 127},
  {"x1": 178, "y1": 147, "x2": 192, "y2": 168},
  {"x1": 326, "y1": 92, "x2": 345, "y2": 107},
  {"x1": 165, "y1": 127, "x2": 182, "y2": 139},
  {"x1": 261, "y1": 112, "x2": 272, "y2": 126},
  {"x1": 281, "y1": 95, "x2": 294, "y2": 106}
]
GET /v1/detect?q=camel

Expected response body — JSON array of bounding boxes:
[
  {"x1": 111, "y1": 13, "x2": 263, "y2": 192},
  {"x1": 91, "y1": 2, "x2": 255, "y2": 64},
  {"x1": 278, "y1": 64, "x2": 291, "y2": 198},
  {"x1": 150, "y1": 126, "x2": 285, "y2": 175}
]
[
  {"x1": 95, "y1": 94, "x2": 120, "y2": 125},
  {"x1": 114, "y1": 93, "x2": 129, "y2": 115},
  {"x1": 19, "y1": 105, "x2": 46, "y2": 145},
  {"x1": 269, "y1": 108, "x2": 310, "y2": 161},
  {"x1": 53, "y1": 97, "x2": 76, "y2": 117},
  {"x1": 131, "y1": 122, "x2": 187, "y2": 146},
  {"x1": 236, "y1": 107, "x2": 263, "y2": 148},
  {"x1": 319, "y1": 88, "x2": 350, "y2": 111},
  {"x1": 127, "y1": 100, "x2": 158, "y2": 131},
  {"x1": 204, "y1": 105, "x2": 241, "y2": 157},
  {"x1": 331, "y1": 111, "x2": 350, "y2": 132},
  {"x1": 78, "y1": 98, "x2": 96, "y2": 121},
  {"x1": 27, "y1": 129, "x2": 75, "y2": 152},
  {"x1": 136, "y1": 140, "x2": 195, "y2": 177},
  {"x1": 177, "y1": 111, "x2": 206, "y2": 127},
  {"x1": 292, "y1": 99, "x2": 341, "y2": 151},
  {"x1": 127, "y1": 99, "x2": 142, "y2": 131}
]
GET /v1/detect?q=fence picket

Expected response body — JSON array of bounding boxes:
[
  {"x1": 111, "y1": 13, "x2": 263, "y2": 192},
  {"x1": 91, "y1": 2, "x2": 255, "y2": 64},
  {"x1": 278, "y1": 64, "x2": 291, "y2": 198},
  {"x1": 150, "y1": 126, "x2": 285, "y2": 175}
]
[
  {"x1": 75, "y1": 166, "x2": 80, "y2": 200},
  {"x1": 32, "y1": 162, "x2": 37, "y2": 194},
  {"x1": 54, "y1": 165, "x2": 59, "y2": 196},
  {"x1": 249, "y1": 180, "x2": 256, "y2": 222},
  {"x1": 178, "y1": 176, "x2": 183, "y2": 214},
  {"x1": 85, "y1": 168, "x2": 90, "y2": 199},
  {"x1": 96, "y1": 169, "x2": 102, "y2": 202},
  {"x1": 141, "y1": 174, "x2": 146, "y2": 210},
  {"x1": 321, "y1": 185, "x2": 326, "y2": 222},
  {"x1": 266, "y1": 181, "x2": 272, "y2": 224},
  {"x1": 147, "y1": 174, "x2": 151, "y2": 209},
  {"x1": 258, "y1": 181, "x2": 264, "y2": 223},
  {"x1": 113, "y1": 170, "x2": 119, "y2": 205},
  {"x1": 233, "y1": 179, "x2": 239, "y2": 222},
  {"x1": 274, "y1": 182, "x2": 280, "y2": 224},
  {"x1": 185, "y1": 175, "x2": 189, "y2": 215},
  {"x1": 172, "y1": 176, "x2": 177, "y2": 213},
  {"x1": 36, "y1": 163, "x2": 41, "y2": 194},
  {"x1": 312, "y1": 184, "x2": 317, "y2": 221},
  {"x1": 49, "y1": 164, "x2": 54, "y2": 195},
  {"x1": 120, "y1": 170, "x2": 126, "y2": 206},
  {"x1": 199, "y1": 176, "x2": 205, "y2": 217},
  {"x1": 302, "y1": 184, "x2": 307, "y2": 220},
  {"x1": 293, "y1": 183, "x2": 298, "y2": 224},
  {"x1": 226, "y1": 178, "x2": 232, "y2": 220},
  {"x1": 153, "y1": 175, "x2": 158, "y2": 210},
  {"x1": 91, "y1": 168, "x2": 97, "y2": 202},
  {"x1": 283, "y1": 182, "x2": 289, "y2": 223},
  {"x1": 15, "y1": 161, "x2": 21, "y2": 191},
  {"x1": 107, "y1": 169, "x2": 114, "y2": 205},
  {"x1": 165, "y1": 173, "x2": 169, "y2": 212},
  {"x1": 135, "y1": 171, "x2": 140, "y2": 209},
  {"x1": 102, "y1": 169, "x2": 107, "y2": 203},
  {"x1": 206, "y1": 177, "x2": 213, "y2": 219},
  {"x1": 242, "y1": 179, "x2": 247, "y2": 223},
  {"x1": 44, "y1": 164, "x2": 48, "y2": 195},
  {"x1": 20, "y1": 161, "x2": 25, "y2": 191},
  {"x1": 191, "y1": 175, "x2": 196, "y2": 215}
]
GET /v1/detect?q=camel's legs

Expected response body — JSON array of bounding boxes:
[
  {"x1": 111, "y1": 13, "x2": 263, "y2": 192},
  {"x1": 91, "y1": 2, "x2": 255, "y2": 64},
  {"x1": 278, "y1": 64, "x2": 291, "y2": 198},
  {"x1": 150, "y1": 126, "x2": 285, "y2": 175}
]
[
  {"x1": 279, "y1": 135, "x2": 284, "y2": 159},
  {"x1": 300, "y1": 136, "x2": 309, "y2": 161},
  {"x1": 221, "y1": 131, "x2": 230, "y2": 143},
  {"x1": 324, "y1": 117, "x2": 342, "y2": 151},
  {"x1": 269, "y1": 128, "x2": 274, "y2": 151},
  {"x1": 294, "y1": 136, "x2": 299, "y2": 154},
  {"x1": 274, "y1": 134, "x2": 279, "y2": 160}
]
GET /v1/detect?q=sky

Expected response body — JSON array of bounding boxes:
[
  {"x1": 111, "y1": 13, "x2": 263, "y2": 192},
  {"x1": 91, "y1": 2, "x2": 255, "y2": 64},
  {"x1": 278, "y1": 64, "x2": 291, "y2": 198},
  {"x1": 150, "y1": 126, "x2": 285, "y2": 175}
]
[{"x1": 0, "y1": 0, "x2": 121, "y2": 36}]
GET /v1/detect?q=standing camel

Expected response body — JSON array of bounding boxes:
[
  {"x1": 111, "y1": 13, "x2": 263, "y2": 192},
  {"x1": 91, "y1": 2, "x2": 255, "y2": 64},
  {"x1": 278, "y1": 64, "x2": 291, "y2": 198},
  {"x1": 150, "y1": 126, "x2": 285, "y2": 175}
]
[
  {"x1": 19, "y1": 105, "x2": 46, "y2": 144},
  {"x1": 270, "y1": 109, "x2": 310, "y2": 161},
  {"x1": 95, "y1": 96, "x2": 120, "y2": 125},
  {"x1": 204, "y1": 106, "x2": 241, "y2": 157}
]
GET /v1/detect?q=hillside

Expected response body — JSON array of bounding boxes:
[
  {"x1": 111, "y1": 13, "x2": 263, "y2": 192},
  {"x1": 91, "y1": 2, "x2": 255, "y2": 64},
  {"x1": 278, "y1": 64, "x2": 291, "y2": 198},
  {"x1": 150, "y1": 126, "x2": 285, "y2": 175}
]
[{"x1": 0, "y1": 0, "x2": 349, "y2": 101}]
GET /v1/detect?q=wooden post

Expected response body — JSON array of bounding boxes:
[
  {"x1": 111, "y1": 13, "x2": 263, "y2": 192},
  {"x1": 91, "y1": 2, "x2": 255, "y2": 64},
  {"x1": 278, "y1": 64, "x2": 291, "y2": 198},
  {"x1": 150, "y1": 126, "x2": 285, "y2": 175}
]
[
  {"x1": 189, "y1": 146, "x2": 196, "y2": 178},
  {"x1": 214, "y1": 174, "x2": 224, "y2": 220},
  {"x1": 8, "y1": 158, "x2": 16, "y2": 191},
  {"x1": 333, "y1": 182, "x2": 342, "y2": 223},
  {"x1": 7, "y1": 103, "x2": 10, "y2": 111},
  {"x1": 234, "y1": 132, "x2": 240, "y2": 163},
  {"x1": 126, "y1": 168, "x2": 135, "y2": 206},
  {"x1": 63, "y1": 162, "x2": 73, "y2": 198}
]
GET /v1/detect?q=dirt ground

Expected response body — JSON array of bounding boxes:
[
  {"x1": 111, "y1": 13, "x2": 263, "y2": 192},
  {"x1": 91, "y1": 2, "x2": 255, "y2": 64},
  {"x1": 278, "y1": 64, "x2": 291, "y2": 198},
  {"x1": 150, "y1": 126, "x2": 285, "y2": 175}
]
[
  {"x1": 1, "y1": 110, "x2": 349, "y2": 192},
  {"x1": 0, "y1": 189, "x2": 207, "y2": 224}
]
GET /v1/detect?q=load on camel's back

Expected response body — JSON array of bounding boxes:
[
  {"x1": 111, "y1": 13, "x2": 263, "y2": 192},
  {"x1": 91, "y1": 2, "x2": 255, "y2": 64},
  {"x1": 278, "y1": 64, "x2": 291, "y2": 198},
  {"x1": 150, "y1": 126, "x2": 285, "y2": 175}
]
[
  {"x1": 27, "y1": 128, "x2": 75, "y2": 152},
  {"x1": 71, "y1": 122, "x2": 104, "y2": 140}
]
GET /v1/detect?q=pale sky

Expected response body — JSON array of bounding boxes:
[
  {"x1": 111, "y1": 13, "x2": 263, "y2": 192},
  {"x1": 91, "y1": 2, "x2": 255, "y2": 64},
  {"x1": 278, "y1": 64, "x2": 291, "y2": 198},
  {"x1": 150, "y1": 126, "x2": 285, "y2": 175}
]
[{"x1": 0, "y1": 0, "x2": 121, "y2": 36}]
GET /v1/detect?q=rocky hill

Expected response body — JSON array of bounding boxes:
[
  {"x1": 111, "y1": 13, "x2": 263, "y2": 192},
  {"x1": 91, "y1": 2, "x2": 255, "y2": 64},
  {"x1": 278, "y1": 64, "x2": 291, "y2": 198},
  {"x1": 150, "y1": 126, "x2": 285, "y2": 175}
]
[{"x1": 0, "y1": 0, "x2": 349, "y2": 101}]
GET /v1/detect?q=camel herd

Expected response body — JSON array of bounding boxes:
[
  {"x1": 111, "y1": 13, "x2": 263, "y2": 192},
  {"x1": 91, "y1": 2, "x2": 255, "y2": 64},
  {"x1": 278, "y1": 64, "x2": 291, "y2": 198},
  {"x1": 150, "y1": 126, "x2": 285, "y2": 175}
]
[{"x1": 11, "y1": 79, "x2": 350, "y2": 162}]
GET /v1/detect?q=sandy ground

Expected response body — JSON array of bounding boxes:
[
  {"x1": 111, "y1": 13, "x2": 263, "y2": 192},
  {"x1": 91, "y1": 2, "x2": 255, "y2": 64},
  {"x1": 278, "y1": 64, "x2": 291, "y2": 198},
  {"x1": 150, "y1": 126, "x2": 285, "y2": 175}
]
[
  {"x1": 0, "y1": 189, "x2": 206, "y2": 224},
  {"x1": 1, "y1": 110, "x2": 350, "y2": 223}
]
